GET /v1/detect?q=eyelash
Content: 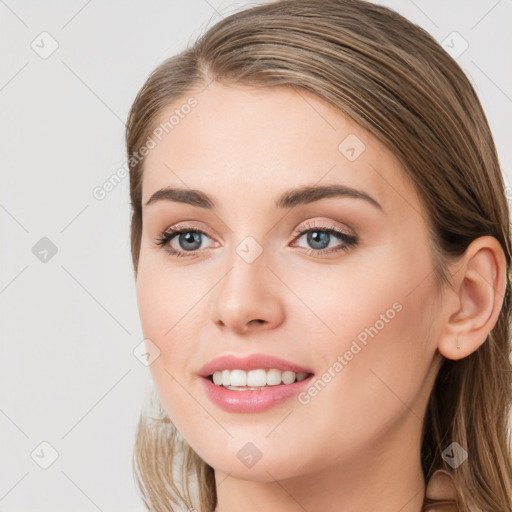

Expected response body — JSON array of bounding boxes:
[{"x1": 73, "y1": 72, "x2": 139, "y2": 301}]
[{"x1": 153, "y1": 221, "x2": 358, "y2": 259}]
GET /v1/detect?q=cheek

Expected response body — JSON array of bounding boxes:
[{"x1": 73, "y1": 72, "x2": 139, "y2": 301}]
[
  {"x1": 290, "y1": 246, "x2": 436, "y2": 414},
  {"x1": 135, "y1": 249, "x2": 206, "y2": 342},
  {"x1": 279, "y1": 278, "x2": 436, "y2": 472},
  {"x1": 135, "y1": 256, "x2": 211, "y2": 425}
]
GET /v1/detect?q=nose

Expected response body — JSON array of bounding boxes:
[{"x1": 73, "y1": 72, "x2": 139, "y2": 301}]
[{"x1": 211, "y1": 253, "x2": 285, "y2": 335}]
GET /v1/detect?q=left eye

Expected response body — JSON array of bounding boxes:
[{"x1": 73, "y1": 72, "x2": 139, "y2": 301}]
[{"x1": 290, "y1": 224, "x2": 358, "y2": 256}]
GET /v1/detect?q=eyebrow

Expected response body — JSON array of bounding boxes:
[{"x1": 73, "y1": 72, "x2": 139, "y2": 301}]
[{"x1": 143, "y1": 184, "x2": 383, "y2": 211}]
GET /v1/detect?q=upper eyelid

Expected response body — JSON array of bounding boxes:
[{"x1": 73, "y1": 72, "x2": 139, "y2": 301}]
[
  {"x1": 164, "y1": 222, "x2": 212, "y2": 236},
  {"x1": 163, "y1": 221, "x2": 353, "y2": 239},
  {"x1": 293, "y1": 219, "x2": 355, "y2": 236}
]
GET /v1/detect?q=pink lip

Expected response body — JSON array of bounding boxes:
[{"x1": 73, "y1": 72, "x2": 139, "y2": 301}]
[
  {"x1": 197, "y1": 353, "x2": 315, "y2": 413},
  {"x1": 197, "y1": 353, "x2": 314, "y2": 377},
  {"x1": 200, "y1": 374, "x2": 315, "y2": 413}
]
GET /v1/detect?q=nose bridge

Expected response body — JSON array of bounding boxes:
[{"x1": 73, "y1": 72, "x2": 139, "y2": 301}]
[{"x1": 211, "y1": 235, "x2": 284, "y2": 331}]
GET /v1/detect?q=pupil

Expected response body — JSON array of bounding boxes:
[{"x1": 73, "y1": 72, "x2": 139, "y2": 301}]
[
  {"x1": 308, "y1": 230, "x2": 329, "y2": 249},
  {"x1": 179, "y1": 232, "x2": 201, "y2": 250}
]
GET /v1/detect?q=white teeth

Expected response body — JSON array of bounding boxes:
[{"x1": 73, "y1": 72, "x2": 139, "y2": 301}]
[
  {"x1": 266, "y1": 368, "x2": 282, "y2": 386},
  {"x1": 210, "y1": 369, "x2": 310, "y2": 387},
  {"x1": 247, "y1": 369, "x2": 267, "y2": 387},
  {"x1": 282, "y1": 370, "x2": 296, "y2": 385},
  {"x1": 230, "y1": 369, "x2": 248, "y2": 387}
]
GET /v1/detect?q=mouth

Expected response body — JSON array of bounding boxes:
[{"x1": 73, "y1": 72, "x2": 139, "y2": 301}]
[{"x1": 197, "y1": 353, "x2": 315, "y2": 412}]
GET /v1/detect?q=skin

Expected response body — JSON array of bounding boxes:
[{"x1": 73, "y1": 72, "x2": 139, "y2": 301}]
[{"x1": 135, "y1": 82, "x2": 506, "y2": 512}]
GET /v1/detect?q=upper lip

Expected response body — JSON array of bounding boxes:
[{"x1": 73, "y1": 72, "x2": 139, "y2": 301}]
[{"x1": 198, "y1": 353, "x2": 314, "y2": 378}]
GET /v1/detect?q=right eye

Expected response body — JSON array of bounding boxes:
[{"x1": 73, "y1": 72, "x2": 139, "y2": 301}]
[{"x1": 154, "y1": 226, "x2": 215, "y2": 258}]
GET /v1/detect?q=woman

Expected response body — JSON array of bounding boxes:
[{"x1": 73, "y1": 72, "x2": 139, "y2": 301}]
[{"x1": 125, "y1": 0, "x2": 512, "y2": 510}]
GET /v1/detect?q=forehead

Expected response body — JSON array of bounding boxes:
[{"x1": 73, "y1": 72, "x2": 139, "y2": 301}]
[{"x1": 141, "y1": 82, "x2": 423, "y2": 218}]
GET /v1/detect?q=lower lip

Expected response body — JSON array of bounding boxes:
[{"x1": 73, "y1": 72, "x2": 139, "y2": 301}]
[{"x1": 200, "y1": 375, "x2": 315, "y2": 413}]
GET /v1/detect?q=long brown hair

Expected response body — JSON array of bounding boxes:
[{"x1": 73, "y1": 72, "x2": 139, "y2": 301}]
[{"x1": 125, "y1": 1, "x2": 512, "y2": 510}]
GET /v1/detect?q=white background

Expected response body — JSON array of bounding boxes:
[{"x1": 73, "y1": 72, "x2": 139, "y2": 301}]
[{"x1": 1, "y1": 0, "x2": 511, "y2": 510}]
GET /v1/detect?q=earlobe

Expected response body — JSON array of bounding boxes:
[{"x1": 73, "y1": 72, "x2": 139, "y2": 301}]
[{"x1": 437, "y1": 236, "x2": 507, "y2": 361}]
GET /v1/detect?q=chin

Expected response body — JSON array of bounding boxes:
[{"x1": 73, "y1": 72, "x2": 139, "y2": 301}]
[{"x1": 195, "y1": 440, "x2": 308, "y2": 483}]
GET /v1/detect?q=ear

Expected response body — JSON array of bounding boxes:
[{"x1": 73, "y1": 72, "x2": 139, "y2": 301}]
[{"x1": 437, "y1": 236, "x2": 508, "y2": 360}]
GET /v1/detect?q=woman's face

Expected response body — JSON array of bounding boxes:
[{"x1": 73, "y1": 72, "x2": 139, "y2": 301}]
[{"x1": 136, "y1": 82, "x2": 444, "y2": 482}]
